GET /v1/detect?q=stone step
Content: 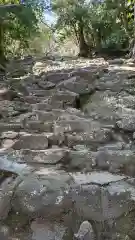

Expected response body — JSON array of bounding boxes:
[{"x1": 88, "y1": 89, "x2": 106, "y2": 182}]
[
  {"x1": 15, "y1": 147, "x2": 69, "y2": 165},
  {"x1": 12, "y1": 134, "x2": 48, "y2": 150},
  {"x1": 0, "y1": 123, "x2": 22, "y2": 132}
]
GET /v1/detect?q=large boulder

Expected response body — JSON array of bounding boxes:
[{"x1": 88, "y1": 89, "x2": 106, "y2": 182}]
[
  {"x1": 83, "y1": 89, "x2": 135, "y2": 129},
  {"x1": 116, "y1": 115, "x2": 135, "y2": 132},
  {"x1": 12, "y1": 169, "x2": 74, "y2": 218},
  {"x1": 67, "y1": 146, "x2": 96, "y2": 171},
  {"x1": 70, "y1": 171, "x2": 135, "y2": 222},
  {"x1": 57, "y1": 76, "x2": 94, "y2": 95},
  {"x1": 96, "y1": 149, "x2": 135, "y2": 175},
  {"x1": 83, "y1": 91, "x2": 120, "y2": 125}
]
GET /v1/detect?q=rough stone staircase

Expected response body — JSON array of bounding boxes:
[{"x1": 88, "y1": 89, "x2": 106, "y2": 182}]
[{"x1": 0, "y1": 57, "x2": 135, "y2": 239}]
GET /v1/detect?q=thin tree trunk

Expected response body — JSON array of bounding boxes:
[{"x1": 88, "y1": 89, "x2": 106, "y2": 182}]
[
  {"x1": 133, "y1": 2, "x2": 135, "y2": 57},
  {"x1": 0, "y1": 20, "x2": 6, "y2": 70},
  {"x1": 0, "y1": 22, "x2": 4, "y2": 62},
  {"x1": 130, "y1": 2, "x2": 135, "y2": 58},
  {"x1": 128, "y1": 2, "x2": 135, "y2": 58},
  {"x1": 119, "y1": 1, "x2": 129, "y2": 34},
  {"x1": 78, "y1": 22, "x2": 89, "y2": 57}
]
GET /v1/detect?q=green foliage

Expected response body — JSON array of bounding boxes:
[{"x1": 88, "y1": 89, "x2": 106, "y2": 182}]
[
  {"x1": 52, "y1": 0, "x2": 89, "y2": 36},
  {"x1": 0, "y1": 0, "x2": 134, "y2": 60},
  {"x1": 0, "y1": 0, "x2": 48, "y2": 60},
  {"x1": 27, "y1": 23, "x2": 57, "y2": 56},
  {"x1": 52, "y1": 0, "x2": 135, "y2": 56},
  {"x1": 102, "y1": 30, "x2": 129, "y2": 50}
]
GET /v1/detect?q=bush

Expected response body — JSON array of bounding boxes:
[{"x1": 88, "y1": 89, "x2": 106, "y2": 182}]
[{"x1": 101, "y1": 29, "x2": 129, "y2": 51}]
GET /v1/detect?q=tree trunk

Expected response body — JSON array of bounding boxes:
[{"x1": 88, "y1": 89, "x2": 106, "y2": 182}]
[
  {"x1": 78, "y1": 22, "x2": 90, "y2": 57},
  {"x1": 0, "y1": 20, "x2": 6, "y2": 69},
  {"x1": 130, "y1": 2, "x2": 135, "y2": 58},
  {"x1": 132, "y1": 44, "x2": 135, "y2": 57}
]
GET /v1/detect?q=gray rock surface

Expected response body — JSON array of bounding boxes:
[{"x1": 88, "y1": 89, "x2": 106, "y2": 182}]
[
  {"x1": 31, "y1": 220, "x2": 67, "y2": 240},
  {"x1": 12, "y1": 134, "x2": 48, "y2": 150},
  {"x1": 1, "y1": 57, "x2": 135, "y2": 240},
  {"x1": 74, "y1": 221, "x2": 95, "y2": 240},
  {"x1": 57, "y1": 76, "x2": 94, "y2": 95},
  {"x1": 96, "y1": 150, "x2": 135, "y2": 175},
  {"x1": 17, "y1": 147, "x2": 70, "y2": 165},
  {"x1": 70, "y1": 172, "x2": 134, "y2": 221},
  {"x1": 12, "y1": 169, "x2": 74, "y2": 217}
]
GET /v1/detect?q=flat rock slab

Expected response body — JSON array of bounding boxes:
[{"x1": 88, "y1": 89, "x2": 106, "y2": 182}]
[
  {"x1": 71, "y1": 171, "x2": 126, "y2": 186},
  {"x1": 65, "y1": 129, "x2": 111, "y2": 147},
  {"x1": 57, "y1": 76, "x2": 94, "y2": 95},
  {"x1": 54, "y1": 119, "x2": 112, "y2": 136},
  {"x1": 46, "y1": 72, "x2": 71, "y2": 84},
  {"x1": 12, "y1": 134, "x2": 48, "y2": 150},
  {"x1": 71, "y1": 174, "x2": 135, "y2": 221},
  {"x1": 0, "y1": 123, "x2": 22, "y2": 132},
  {"x1": 23, "y1": 120, "x2": 53, "y2": 132},
  {"x1": 0, "y1": 154, "x2": 33, "y2": 175},
  {"x1": 17, "y1": 147, "x2": 70, "y2": 165}
]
